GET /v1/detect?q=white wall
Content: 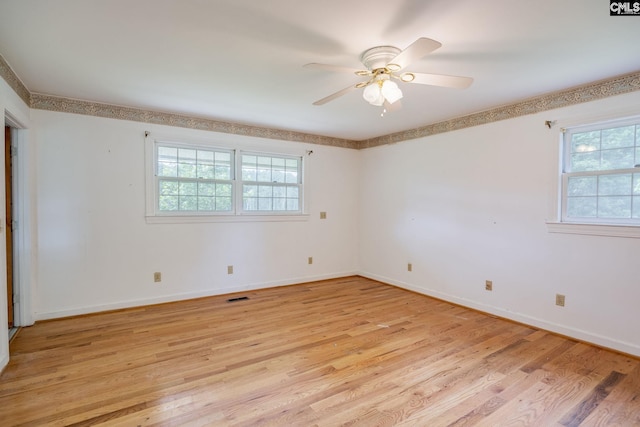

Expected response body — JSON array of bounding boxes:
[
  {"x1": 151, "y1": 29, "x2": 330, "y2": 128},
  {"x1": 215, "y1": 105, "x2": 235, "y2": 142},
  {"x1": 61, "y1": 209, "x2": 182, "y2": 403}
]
[
  {"x1": 33, "y1": 110, "x2": 360, "y2": 319},
  {"x1": 359, "y1": 91, "x2": 640, "y2": 356},
  {"x1": 0, "y1": 76, "x2": 31, "y2": 371}
]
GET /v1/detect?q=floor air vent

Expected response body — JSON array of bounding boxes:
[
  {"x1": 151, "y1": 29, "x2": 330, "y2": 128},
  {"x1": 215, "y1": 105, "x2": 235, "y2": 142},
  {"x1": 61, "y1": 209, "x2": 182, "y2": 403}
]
[{"x1": 227, "y1": 296, "x2": 249, "y2": 302}]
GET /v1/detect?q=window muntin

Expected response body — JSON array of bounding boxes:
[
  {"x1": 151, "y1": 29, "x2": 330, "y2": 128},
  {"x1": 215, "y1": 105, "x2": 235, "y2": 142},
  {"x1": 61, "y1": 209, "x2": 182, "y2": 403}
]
[
  {"x1": 562, "y1": 119, "x2": 640, "y2": 223},
  {"x1": 156, "y1": 144, "x2": 234, "y2": 213},
  {"x1": 240, "y1": 153, "x2": 302, "y2": 213}
]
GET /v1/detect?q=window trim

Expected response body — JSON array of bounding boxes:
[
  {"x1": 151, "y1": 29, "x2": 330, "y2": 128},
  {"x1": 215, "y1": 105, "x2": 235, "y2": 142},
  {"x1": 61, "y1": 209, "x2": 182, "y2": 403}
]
[
  {"x1": 546, "y1": 110, "x2": 640, "y2": 238},
  {"x1": 144, "y1": 134, "x2": 309, "y2": 223}
]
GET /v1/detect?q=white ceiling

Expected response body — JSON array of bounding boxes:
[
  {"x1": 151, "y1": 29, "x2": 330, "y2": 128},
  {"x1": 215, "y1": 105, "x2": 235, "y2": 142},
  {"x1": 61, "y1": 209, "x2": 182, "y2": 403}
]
[{"x1": 1, "y1": 0, "x2": 639, "y2": 141}]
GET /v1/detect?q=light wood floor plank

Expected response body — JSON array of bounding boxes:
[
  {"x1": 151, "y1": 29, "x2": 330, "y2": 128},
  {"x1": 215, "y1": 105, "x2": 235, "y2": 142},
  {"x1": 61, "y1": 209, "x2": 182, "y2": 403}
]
[{"x1": 1, "y1": 276, "x2": 639, "y2": 426}]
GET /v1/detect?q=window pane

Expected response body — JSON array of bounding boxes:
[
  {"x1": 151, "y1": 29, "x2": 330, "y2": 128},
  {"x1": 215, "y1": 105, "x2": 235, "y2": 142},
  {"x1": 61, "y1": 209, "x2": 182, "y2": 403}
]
[
  {"x1": 567, "y1": 176, "x2": 596, "y2": 196},
  {"x1": 197, "y1": 150, "x2": 214, "y2": 164},
  {"x1": 215, "y1": 152, "x2": 231, "y2": 163},
  {"x1": 570, "y1": 152, "x2": 600, "y2": 172},
  {"x1": 272, "y1": 169, "x2": 285, "y2": 183},
  {"x1": 601, "y1": 125, "x2": 635, "y2": 149},
  {"x1": 197, "y1": 164, "x2": 214, "y2": 179},
  {"x1": 179, "y1": 182, "x2": 197, "y2": 196},
  {"x1": 258, "y1": 185, "x2": 272, "y2": 197},
  {"x1": 243, "y1": 198, "x2": 256, "y2": 211},
  {"x1": 286, "y1": 199, "x2": 299, "y2": 211},
  {"x1": 258, "y1": 156, "x2": 272, "y2": 167},
  {"x1": 257, "y1": 168, "x2": 271, "y2": 182},
  {"x1": 242, "y1": 167, "x2": 257, "y2": 181},
  {"x1": 159, "y1": 196, "x2": 178, "y2": 211},
  {"x1": 571, "y1": 130, "x2": 600, "y2": 152},
  {"x1": 158, "y1": 146, "x2": 177, "y2": 162},
  {"x1": 258, "y1": 198, "x2": 272, "y2": 210},
  {"x1": 287, "y1": 186, "x2": 299, "y2": 198},
  {"x1": 179, "y1": 196, "x2": 198, "y2": 211},
  {"x1": 178, "y1": 148, "x2": 197, "y2": 164},
  {"x1": 567, "y1": 197, "x2": 597, "y2": 218},
  {"x1": 598, "y1": 174, "x2": 631, "y2": 196},
  {"x1": 285, "y1": 171, "x2": 298, "y2": 184},
  {"x1": 217, "y1": 183, "x2": 232, "y2": 197},
  {"x1": 216, "y1": 197, "x2": 232, "y2": 211},
  {"x1": 215, "y1": 166, "x2": 231, "y2": 180},
  {"x1": 157, "y1": 161, "x2": 178, "y2": 177},
  {"x1": 598, "y1": 196, "x2": 631, "y2": 219},
  {"x1": 178, "y1": 163, "x2": 197, "y2": 178},
  {"x1": 273, "y1": 198, "x2": 286, "y2": 210},
  {"x1": 198, "y1": 182, "x2": 214, "y2": 196},
  {"x1": 634, "y1": 174, "x2": 640, "y2": 195},
  {"x1": 601, "y1": 148, "x2": 635, "y2": 170},
  {"x1": 198, "y1": 197, "x2": 214, "y2": 211},
  {"x1": 159, "y1": 180, "x2": 179, "y2": 195},
  {"x1": 243, "y1": 185, "x2": 257, "y2": 197}
]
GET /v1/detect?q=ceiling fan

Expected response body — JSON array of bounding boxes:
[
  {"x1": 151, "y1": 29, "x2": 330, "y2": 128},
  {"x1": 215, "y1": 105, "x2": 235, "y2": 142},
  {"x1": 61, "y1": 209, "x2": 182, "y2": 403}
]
[{"x1": 304, "y1": 37, "x2": 473, "y2": 107}]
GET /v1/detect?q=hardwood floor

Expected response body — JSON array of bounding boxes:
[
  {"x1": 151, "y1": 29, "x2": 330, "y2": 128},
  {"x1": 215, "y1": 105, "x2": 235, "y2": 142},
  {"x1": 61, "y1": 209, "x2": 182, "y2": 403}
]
[{"x1": 1, "y1": 276, "x2": 639, "y2": 426}]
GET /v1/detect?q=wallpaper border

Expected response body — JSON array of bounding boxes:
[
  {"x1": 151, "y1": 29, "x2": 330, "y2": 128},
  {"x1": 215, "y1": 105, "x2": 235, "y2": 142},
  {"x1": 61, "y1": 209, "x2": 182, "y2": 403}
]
[{"x1": 359, "y1": 70, "x2": 640, "y2": 149}]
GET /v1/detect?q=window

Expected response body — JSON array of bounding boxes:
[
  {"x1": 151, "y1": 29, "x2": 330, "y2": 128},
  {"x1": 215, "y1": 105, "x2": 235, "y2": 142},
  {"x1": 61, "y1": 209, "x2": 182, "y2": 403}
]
[
  {"x1": 241, "y1": 153, "x2": 301, "y2": 212},
  {"x1": 156, "y1": 145, "x2": 234, "y2": 213},
  {"x1": 148, "y1": 139, "x2": 305, "y2": 219},
  {"x1": 561, "y1": 117, "x2": 640, "y2": 224}
]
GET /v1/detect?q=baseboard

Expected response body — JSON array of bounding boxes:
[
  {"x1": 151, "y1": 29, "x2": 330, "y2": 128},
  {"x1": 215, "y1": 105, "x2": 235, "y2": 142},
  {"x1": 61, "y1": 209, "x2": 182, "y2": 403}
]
[
  {"x1": 359, "y1": 271, "x2": 640, "y2": 358},
  {"x1": 0, "y1": 353, "x2": 8, "y2": 374},
  {"x1": 35, "y1": 271, "x2": 358, "y2": 321}
]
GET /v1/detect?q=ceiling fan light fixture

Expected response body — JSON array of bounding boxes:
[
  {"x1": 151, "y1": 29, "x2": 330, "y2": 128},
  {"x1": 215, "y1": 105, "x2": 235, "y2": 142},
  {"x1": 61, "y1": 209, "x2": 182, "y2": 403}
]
[
  {"x1": 381, "y1": 80, "x2": 403, "y2": 104},
  {"x1": 362, "y1": 83, "x2": 385, "y2": 106}
]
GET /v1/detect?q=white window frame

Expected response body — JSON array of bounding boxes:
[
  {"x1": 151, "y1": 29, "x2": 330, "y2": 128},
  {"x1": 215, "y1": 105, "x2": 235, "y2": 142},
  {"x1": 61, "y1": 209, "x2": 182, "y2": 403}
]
[
  {"x1": 154, "y1": 141, "x2": 236, "y2": 216},
  {"x1": 547, "y1": 112, "x2": 640, "y2": 238},
  {"x1": 238, "y1": 151, "x2": 304, "y2": 215},
  {"x1": 145, "y1": 134, "x2": 309, "y2": 223}
]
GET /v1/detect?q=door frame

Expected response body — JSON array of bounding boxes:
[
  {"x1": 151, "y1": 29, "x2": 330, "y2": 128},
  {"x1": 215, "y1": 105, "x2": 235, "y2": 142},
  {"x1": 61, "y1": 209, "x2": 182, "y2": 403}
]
[
  {"x1": 5, "y1": 126, "x2": 13, "y2": 329},
  {"x1": 4, "y1": 113, "x2": 34, "y2": 327}
]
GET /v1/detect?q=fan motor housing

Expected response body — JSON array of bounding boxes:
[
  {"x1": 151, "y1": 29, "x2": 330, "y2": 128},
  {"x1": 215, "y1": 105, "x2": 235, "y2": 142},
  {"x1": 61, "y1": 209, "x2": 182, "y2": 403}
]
[{"x1": 360, "y1": 46, "x2": 401, "y2": 70}]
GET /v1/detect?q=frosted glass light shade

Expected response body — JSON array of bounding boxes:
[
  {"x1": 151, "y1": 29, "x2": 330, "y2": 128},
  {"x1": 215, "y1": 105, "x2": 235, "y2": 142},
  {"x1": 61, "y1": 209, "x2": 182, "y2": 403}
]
[
  {"x1": 381, "y1": 80, "x2": 403, "y2": 104},
  {"x1": 363, "y1": 83, "x2": 384, "y2": 106}
]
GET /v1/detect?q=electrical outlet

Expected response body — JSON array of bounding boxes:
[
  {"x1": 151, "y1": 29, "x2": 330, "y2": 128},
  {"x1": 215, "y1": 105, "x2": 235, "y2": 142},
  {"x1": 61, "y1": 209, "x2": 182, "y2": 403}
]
[
  {"x1": 407, "y1": 263, "x2": 412, "y2": 272},
  {"x1": 227, "y1": 265, "x2": 233, "y2": 275},
  {"x1": 308, "y1": 257, "x2": 313, "y2": 265},
  {"x1": 320, "y1": 212, "x2": 327, "y2": 219},
  {"x1": 485, "y1": 280, "x2": 493, "y2": 291},
  {"x1": 154, "y1": 272, "x2": 161, "y2": 283},
  {"x1": 556, "y1": 294, "x2": 565, "y2": 307}
]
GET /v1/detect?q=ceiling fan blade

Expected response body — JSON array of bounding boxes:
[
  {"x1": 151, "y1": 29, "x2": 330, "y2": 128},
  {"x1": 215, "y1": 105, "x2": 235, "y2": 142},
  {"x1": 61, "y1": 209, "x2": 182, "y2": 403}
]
[
  {"x1": 312, "y1": 85, "x2": 358, "y2": 105},
  {"x1": 304, "y1": 63, "x2": 365, "y2": 75},
  {"x1": 407, "y1": 72, "x2": 473, "y2": 89},
  {"x1": 388, "y1": 37, "x2": 442, "y2": 70}
]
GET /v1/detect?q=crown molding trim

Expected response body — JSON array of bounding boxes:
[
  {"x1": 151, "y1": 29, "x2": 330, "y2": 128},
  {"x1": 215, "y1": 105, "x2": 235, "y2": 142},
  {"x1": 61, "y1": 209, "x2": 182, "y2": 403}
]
[
  {"x1": 29, "y1": 93, "x2": 358, "y2": 149},
  {"x1": 0, "y1": 54, "x2": 30, "y2": 106},
  {"x1": 358, "y1": 70, "x2": 640, "y2": 149}
]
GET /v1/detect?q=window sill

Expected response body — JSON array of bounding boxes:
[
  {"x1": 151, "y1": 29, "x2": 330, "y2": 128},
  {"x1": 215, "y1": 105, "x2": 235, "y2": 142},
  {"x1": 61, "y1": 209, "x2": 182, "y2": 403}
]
[
  {"x1": 146, "y1": 213, "x2": 310, "y2": 224},
  {"x1": 546, "y1": 221, "x2": 640, "y2": 238}
]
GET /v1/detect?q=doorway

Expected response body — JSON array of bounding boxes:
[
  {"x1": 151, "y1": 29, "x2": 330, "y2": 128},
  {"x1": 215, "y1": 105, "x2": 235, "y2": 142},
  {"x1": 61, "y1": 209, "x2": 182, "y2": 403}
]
[{"x1": 5, "y1": 126, "x2": 15, "y2": 333}]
